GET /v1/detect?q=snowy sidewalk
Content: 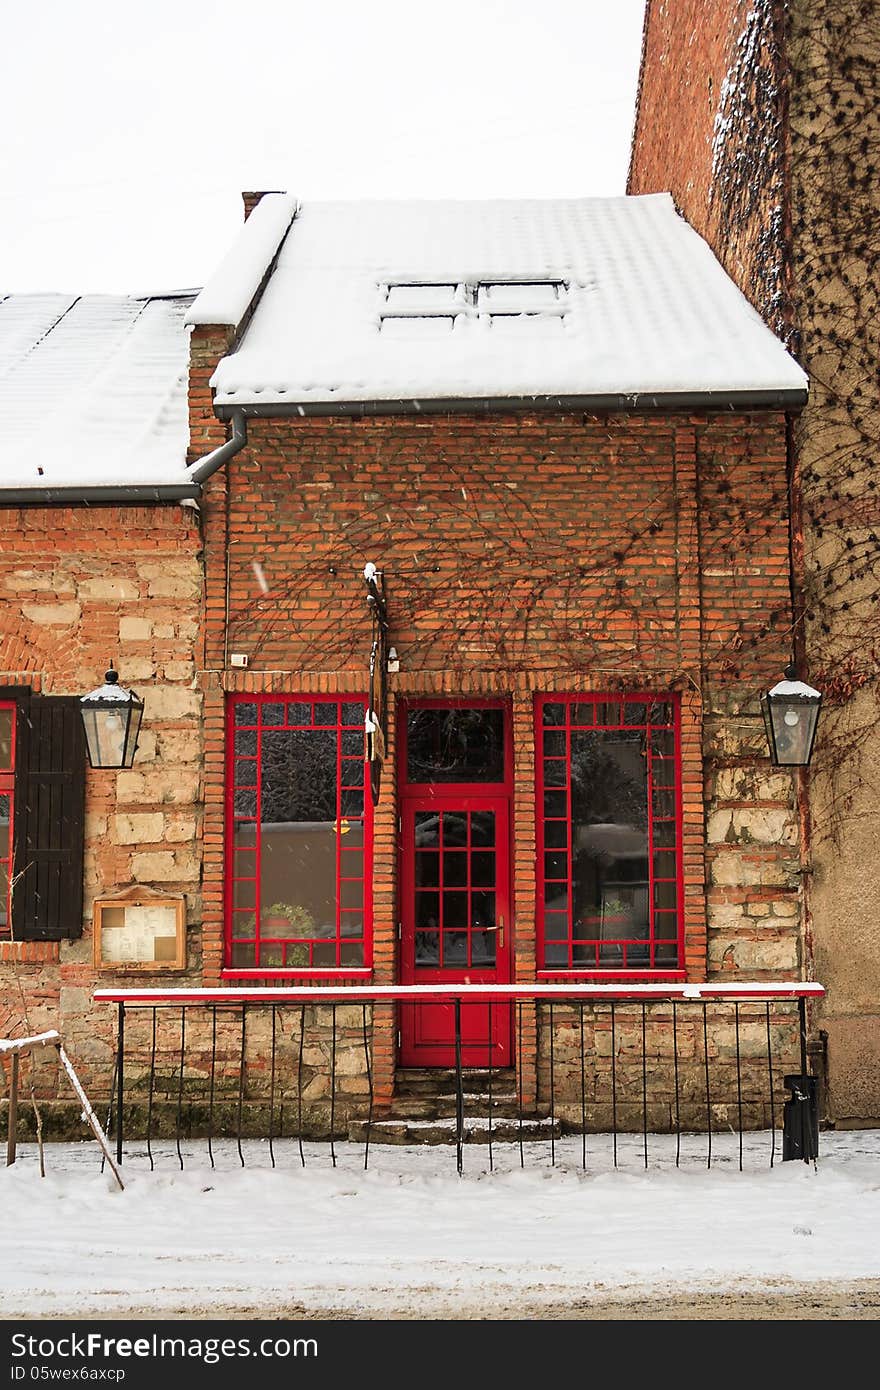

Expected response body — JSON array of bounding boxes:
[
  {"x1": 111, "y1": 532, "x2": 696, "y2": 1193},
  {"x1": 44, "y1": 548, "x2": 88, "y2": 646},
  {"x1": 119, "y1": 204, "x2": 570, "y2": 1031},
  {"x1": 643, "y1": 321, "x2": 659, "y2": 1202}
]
[{"x1": 2, "y1": 1131, "x2": 879, "y2": 1319}]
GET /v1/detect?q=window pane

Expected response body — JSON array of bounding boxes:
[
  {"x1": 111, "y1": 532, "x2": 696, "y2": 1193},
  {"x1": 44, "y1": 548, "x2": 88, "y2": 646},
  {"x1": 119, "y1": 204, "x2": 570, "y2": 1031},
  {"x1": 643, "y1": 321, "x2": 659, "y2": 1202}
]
[
  {"x1": 543, "y1": 942, "x2": 568, "y2": 966},
  {"x1": 544, "y1": 759, "x2": 567, "y2": 787},
  {"x1": 543, "y1": 790, "x2": 566, "y2": 818},
  {"x1": 234, "y1": 787, "x2": 257, "y2": 816},
  {"x1": 342, "y1": 729, "x2": 364, "y2": 756},
  {"x1": 340, "y1": 879, "x2": 363, "y2": 910},
  {"x1": 341, "y1": 702, "x2": 365, "y2": 726},
  {"x1": 261, "y1": 729, "x2": 337, "y2": 822},
  {"x1": 443, "y1": 893, "x2": 467, "y2": 929},
  {"x1": 471, "y1": 892, "x2": 495, "y2": 928},
  {"x1": 543, "y1": 730, "x2": 565, "y2": 756},
  {"x1": 544, "y1": 850, "x2": 567, "y2": 880},
  {"x1": 315, "y1": 701, "x2": 338, "y2": 726},
  {"x1": 287, "y1": 701, "x2": 310, "y2": 724},
  {"x1": 232, "y1": 878, "x2": 256, "y2": 910},
  {"x1": 441, "y1": 932, "x2": 466, "y2": 965},
  {"x1": 415, "y1": 933, "x2": 440, "y2": 965},
  {"x1": 341, "y1": 759, "x2": 363, "y2": 787},
  {"x1": 406, "y1": 707, "x2": 505, "y2": 782},
  {"x1": 542, "y1": 702, "x2": 565, "y2": 726},
  {"x1": 415, "y1": 852, "x2": 440, "y2": 887},
  {"x1": 470, "y1": 812, "x2": 495, "y2": 847},
  {"x1": 543, "y1": 913, "x2": 568, "y2": 941},
  {"x1": 341, "y1": 789, "x2": 364, "y2": 817},
  {"x1": 415, "y1": 812, "x2": 440, "y2": 848},
  {"x1": 443, "y1": 852, "x2": 467, "y2": 887},
  {"x1": 262, "y1": 702, "x2": 285, "y2": 726},
  {"x1": 340, "y1": 942, "x2": 365, "y2": 968},
  {"x1": 234, "y1": 703, "x2": 257, "y2": 725},
  {"x1": 442, "y1": 812, "x2": 468, "y2": 847},
  {"x1": 570, "y1": 730, "x2": 649, "y2": 940},
  {"x1": 416, "y1": 892, "x2": 440, "y2": 929},
  {"x1": 0, "y1": 708, "x2": 13, "y2": 769},
  {"x1": 234, "y1": 758, "x2": 256, "y2": 786},
  {"x1": 234, "y1": 729, "x2": 257, "y2": 755},
  {"x1": 544, "y1": 821, "x2": 567, "y2": 848},
  {"x1": 471, "y1": 851, "x2": 495, "y2": 887}
]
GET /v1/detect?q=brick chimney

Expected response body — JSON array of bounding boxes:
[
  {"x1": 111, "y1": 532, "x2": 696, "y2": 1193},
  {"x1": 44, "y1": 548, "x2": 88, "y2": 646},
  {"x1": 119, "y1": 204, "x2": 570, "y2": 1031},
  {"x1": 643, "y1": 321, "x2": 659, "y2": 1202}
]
[{"x1": 242, "y1": 190, "x2": 286, "y2": 221}]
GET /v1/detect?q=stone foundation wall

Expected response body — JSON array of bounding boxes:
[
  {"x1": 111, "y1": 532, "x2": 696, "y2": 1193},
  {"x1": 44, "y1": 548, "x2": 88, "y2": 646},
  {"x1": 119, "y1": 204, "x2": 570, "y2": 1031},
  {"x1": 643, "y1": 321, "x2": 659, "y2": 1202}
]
[{"x1": 536, "y1": 1001, "x2": 804, "y2": 1132}]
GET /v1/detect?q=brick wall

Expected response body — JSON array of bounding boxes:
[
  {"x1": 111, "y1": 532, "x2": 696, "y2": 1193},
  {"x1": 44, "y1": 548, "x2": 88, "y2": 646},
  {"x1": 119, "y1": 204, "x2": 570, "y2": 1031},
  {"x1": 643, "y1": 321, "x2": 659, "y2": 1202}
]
[
  {"x1": 193, "y1": 408, "x2": 799, "y2": 1113},
  {"x1": 0, "y1": 502, "x2": 204, "y2": 1106},
  {"x1": 628, "y1": 0, "x2": 791, "y2": 341}
]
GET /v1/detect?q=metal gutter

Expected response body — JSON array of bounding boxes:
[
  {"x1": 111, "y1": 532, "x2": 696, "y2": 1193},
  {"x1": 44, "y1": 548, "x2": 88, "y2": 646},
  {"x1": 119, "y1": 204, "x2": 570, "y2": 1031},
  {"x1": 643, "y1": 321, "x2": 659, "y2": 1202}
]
[
  {"x1": 0, "y1": 482, "x2": 202, "y2": 506},
  {"x1": 214, "y1": 389, "x2": 808, "y2": 421},
  {"x1": 0, "y1": 410, "x2": 247, "y2": 505},
  {"x1": 187, "y1": 409, "x2": 248, "y2": 484}
]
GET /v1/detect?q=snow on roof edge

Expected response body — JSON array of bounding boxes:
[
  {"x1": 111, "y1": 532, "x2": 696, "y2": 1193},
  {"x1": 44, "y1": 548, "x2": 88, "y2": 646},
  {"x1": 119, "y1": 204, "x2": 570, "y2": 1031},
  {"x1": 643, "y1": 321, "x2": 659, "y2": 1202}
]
[{"x1": 186, "y1": 194, "x2": 299, "y2": 330}]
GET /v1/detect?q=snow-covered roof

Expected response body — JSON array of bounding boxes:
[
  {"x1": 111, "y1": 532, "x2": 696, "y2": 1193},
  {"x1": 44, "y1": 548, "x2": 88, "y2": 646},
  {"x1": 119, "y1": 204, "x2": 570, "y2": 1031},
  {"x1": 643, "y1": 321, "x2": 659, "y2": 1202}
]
[
  {"x1": 0, "y1": 293, "x2": 195, "y2": 495},
  {"x1": 208, "y1": 193, "x2": 808, "y2": 410},
  {"x1": 186, "y1": 194, "x2": 299, "y2": 329}
]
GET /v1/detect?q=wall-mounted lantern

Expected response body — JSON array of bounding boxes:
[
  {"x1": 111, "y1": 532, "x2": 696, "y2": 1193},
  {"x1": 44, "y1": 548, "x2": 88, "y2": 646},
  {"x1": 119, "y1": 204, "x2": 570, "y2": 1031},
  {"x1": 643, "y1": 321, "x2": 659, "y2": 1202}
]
[
  {"x1": 760, "y1": 664, "x2": 822, "y2": 767},
  {"x1": 79, "y1": 664, "x2": 144, "y2": 769}
]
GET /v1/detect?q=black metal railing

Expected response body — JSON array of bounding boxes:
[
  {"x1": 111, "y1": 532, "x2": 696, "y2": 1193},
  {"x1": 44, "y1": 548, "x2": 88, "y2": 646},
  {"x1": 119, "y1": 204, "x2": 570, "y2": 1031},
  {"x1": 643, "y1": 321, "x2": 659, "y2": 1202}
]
[{"x1": 94, "y1": 982, "x2": 824, "y2": 1175}]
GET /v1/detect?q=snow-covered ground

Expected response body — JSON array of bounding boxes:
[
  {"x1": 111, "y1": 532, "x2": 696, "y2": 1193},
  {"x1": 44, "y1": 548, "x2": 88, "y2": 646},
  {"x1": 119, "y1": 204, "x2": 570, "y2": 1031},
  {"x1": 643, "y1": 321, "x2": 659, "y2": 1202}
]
[{"x1": 2, "y1": 1129, "x2": 879, "y2": 1319}]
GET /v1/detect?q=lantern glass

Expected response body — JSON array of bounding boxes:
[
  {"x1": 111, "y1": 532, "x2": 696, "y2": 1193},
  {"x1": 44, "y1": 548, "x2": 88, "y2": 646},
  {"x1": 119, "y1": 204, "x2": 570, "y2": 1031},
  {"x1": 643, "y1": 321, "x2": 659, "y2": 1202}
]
[
  {"x1": 760, "y1": 676, "x2": 822, "y2": 767},
  {"x1": 79, "y1": 668, "x2": 144, "y2": 769}
]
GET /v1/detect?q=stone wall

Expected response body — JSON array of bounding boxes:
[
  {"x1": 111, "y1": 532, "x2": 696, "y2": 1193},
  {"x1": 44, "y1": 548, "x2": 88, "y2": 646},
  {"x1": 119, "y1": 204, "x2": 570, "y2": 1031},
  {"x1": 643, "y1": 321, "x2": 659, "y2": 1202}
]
[
  {"x1": 0, "y1": 502, "x2": 204, "y2": 1107},
  {"x1": 629, "y1": 0, "x2": 880, "y2": 1123},
  {"x1": 537, "y1": 1000, "x2": 804, "y2": 1132}
]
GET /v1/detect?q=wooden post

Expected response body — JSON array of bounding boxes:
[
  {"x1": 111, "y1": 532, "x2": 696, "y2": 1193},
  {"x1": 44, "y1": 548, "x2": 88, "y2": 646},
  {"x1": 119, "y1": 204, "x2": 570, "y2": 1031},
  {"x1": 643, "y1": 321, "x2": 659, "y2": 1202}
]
[{"x1": 6, "y1": 1052, "x2": 19, "y2": 1166}]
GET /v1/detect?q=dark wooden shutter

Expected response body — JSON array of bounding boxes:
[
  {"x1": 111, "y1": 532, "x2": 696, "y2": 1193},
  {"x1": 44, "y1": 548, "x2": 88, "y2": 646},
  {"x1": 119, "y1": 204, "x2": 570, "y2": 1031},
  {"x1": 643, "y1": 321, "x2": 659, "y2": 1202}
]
[{"x1": 12, "y1": 695, "x2": 86, "y2": 940}]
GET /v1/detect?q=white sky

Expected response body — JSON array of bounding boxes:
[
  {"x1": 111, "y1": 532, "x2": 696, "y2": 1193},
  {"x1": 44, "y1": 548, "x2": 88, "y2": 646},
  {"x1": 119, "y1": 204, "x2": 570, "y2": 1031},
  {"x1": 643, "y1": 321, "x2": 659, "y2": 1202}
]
[
  {"x1": 2, "y1": 1132, "x2": 879, "y2": 1317},
  {"x1": 0, "y1": 1, "x2": 647, "y2": 295}
]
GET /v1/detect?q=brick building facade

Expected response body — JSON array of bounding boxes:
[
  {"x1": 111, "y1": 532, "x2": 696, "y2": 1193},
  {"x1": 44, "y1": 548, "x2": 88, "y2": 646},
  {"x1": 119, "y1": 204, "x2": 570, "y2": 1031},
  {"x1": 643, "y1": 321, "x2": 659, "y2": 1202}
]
[{"x1": 1, "y1": 194, "x2": 818, "y2": 1136}]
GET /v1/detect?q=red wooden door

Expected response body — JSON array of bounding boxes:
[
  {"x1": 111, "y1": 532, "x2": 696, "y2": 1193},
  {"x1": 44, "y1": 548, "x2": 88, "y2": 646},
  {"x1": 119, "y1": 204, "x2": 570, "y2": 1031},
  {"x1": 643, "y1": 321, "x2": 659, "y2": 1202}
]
[{"x1": 399, "y1": 795, "x2": 512, "y2": 1067}]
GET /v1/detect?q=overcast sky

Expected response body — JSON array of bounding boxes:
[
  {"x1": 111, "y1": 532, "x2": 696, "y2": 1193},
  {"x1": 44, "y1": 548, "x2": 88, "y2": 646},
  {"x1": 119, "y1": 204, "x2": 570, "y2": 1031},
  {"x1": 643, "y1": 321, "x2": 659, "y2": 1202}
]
[{"x1": 0, "y1": 1, "x2": 647, "y2": 295}]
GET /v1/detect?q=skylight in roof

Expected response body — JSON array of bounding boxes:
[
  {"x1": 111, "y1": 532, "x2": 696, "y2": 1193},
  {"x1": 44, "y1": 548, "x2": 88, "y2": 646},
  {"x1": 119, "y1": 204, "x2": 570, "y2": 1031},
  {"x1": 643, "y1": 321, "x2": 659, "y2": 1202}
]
[{"x1": 378, "y1": 280, "x2": 568, "y2": 332}]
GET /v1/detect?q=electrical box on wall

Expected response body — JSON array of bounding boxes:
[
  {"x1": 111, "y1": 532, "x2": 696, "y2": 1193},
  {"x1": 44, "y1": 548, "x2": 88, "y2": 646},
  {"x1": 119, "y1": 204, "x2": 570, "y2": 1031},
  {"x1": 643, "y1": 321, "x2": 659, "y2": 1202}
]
[{"x1": 230, "y1": 653, "x2": 249, "y2": 668}]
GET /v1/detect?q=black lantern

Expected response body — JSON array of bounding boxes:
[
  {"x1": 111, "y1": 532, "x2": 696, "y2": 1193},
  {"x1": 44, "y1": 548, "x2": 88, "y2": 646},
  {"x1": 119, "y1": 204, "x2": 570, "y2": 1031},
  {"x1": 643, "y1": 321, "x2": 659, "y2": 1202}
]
[
  {"x1": 760, "y1": 665, "x2": 822, "y2": 767},
  {"x1": 79, "y1": 664, "x2": 144, "y2": 769}
]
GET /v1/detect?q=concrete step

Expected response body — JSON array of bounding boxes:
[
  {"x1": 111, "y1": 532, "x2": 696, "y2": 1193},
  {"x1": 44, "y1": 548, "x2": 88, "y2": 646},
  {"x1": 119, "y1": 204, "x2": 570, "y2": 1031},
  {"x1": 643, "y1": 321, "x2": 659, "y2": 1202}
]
[
  {"x1": 394, "y1": 1068, "x2": 517, "y2": 1098},
  {"x1": 348, "y1": 1114, "x2": 561, "y2": 1146},
  {"x1": 387, "y1": 1093, "x2": 520, "y2": 1121}
]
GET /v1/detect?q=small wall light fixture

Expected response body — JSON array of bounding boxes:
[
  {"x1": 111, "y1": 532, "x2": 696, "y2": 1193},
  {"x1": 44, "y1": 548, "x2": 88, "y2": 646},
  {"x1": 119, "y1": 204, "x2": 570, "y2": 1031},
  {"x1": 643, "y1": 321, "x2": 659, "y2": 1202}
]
[
  {"x1": 387, "y1": 646, "x2": 400, "y2": 673},
  {"x1": 760, "y1": 663, "x2": 822, "y2": 767},
  {"x1": 79, "y1": 663, "x2": 144, "y2": 769}
]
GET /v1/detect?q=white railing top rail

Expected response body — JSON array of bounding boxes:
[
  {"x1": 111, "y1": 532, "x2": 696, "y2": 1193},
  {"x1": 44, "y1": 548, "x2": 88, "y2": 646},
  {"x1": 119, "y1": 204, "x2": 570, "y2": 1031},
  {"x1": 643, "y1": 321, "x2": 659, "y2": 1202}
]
[{"x1": 94, "y1": 981, "x2": 825, "y2": 1008}]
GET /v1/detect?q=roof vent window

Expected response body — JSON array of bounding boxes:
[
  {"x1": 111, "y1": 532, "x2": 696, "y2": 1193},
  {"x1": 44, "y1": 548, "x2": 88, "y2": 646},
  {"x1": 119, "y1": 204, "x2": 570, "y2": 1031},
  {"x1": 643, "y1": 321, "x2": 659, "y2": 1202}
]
[{"x1": 379, "y1": 280, "x2": 568, "y2": 331}]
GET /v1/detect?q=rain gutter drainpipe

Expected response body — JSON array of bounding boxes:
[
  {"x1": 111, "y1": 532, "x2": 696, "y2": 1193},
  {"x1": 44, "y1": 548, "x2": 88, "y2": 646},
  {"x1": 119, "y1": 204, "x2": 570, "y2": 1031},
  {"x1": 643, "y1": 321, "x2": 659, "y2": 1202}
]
[{"x1": 187, "y1": 410, "x2": 248, "y2": 485}]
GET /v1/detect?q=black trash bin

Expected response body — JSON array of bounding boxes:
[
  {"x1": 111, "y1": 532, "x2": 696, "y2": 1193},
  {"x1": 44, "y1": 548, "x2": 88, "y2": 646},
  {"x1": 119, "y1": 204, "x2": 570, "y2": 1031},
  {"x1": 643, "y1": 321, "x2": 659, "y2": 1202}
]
[{"x1": 782, "y1": 1073, "x2": 819, "y2": 1162}]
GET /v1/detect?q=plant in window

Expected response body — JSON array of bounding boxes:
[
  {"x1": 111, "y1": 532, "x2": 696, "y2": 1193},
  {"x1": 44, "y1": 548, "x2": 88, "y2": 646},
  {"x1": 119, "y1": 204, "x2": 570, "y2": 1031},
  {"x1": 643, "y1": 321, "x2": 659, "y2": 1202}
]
[{"x1": 261, "y1": 902, "x2": 316, "y2": 937}]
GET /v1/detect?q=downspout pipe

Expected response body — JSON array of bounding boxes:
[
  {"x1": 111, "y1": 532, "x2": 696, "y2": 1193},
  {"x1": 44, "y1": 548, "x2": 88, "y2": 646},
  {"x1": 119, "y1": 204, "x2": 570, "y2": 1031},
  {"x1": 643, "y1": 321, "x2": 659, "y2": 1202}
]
[{"x1": 187, "y1": 409, "x2": 248, "y2": 485}]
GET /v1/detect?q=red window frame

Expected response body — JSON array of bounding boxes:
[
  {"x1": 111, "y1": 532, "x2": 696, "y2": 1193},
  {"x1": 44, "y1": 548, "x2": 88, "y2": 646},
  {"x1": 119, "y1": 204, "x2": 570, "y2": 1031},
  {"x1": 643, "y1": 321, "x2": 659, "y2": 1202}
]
[
  {"x1": 224, "y1": 694, "x2": 373, "y2": 977},
  {"x1": 535, "y1": 693, "x2": 685, "y2": 981},
  {"x1": 0, "y1": 701, "x2": 14, "y2": 936}
]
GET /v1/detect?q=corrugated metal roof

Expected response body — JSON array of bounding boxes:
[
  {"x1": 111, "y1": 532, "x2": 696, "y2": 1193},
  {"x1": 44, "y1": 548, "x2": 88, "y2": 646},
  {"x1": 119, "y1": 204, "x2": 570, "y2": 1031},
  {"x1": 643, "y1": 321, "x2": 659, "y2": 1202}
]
[{"x1": 0, "y1": 293, "x2": 194, "y2": 491}]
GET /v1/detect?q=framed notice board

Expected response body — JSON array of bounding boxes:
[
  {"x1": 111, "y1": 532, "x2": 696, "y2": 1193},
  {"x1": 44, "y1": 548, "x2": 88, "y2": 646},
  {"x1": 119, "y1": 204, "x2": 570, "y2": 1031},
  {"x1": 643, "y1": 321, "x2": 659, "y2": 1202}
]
[{"x1": 93, "y1": 889, "x2": 186, "y2": 971}]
